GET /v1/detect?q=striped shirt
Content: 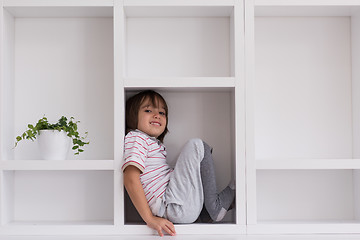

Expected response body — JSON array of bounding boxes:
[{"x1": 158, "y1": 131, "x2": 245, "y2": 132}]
[{"x1": 122, "y1": 130, "x2": 172, "y2": 214}]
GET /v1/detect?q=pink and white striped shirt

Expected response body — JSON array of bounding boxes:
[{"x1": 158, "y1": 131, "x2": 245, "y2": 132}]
[{"x1": 122, "y1": 130, "x2": 172, "y2": 214}]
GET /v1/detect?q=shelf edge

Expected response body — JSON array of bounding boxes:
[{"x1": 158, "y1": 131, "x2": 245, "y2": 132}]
[
  {"x1": 3, "y1": 0, "x2": 114, "y2": 7},
  {"x1": 256, "y1": 159, "x2": 360, "y2": 170},
  {"x1": 124, "y1": 77, "x2": 236, "y2": 89},
  {"x1": 1, "y1": 160, "x2": 115, "y2": 170}
]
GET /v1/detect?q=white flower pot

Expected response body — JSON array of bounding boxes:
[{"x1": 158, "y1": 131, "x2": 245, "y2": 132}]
[{"x1": 37, "y1": 130, "x2": 71, "y2": 160}]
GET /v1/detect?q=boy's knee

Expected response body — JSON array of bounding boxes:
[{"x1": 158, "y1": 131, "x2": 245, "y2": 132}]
[
  {"x1": 186, "y1": 138, "x2": 203, "y2": 146},
  {"x1": 184, "y1": 138, "x2": 204, "y2": 160},
  {"x1": 167, "y1": 204, "x2": 200, "y2": 224}
]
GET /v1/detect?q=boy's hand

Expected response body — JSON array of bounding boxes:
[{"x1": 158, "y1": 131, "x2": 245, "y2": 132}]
[{"x1": 146, "y1": 216, "x2": 176, "y2": 237}]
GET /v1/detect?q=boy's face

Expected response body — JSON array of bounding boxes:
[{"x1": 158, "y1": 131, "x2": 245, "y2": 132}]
[{"x1": 137, "y1": 97, "x2": 167, "y2": 139}]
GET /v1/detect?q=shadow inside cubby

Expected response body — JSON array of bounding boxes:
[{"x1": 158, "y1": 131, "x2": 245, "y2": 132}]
[
  {"x1": 123, "y1": 89, "x2": 236, "y2": 224},
  {"x1": 124, "y1": 189, "x2": 143, "y2": 224}
]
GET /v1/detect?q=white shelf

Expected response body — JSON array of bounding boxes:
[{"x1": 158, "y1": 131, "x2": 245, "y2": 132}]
[
  {"x1": 124, "y1": 0, "x2": 235, "y2": 7},
  {"x1": 7, "y1": 220, "x2": 114, "y2": 226},
  {"x1": 255, "y1": 0, "x2": 360, "y2": 6},
  {"x1": 123, "y1": 224, "x2": 246, "y2": 235},
  {"x1": 256, "y1": 159, "x2": 360, "y2": 170},
  {"x1": 248, "y1": 222, "x2": 360, "y2": 234},
  {"x1": 124, "y1": 77, "x2": 236, "y2": 89},
  {"x1": 3, "y1": 6, "x2": 113, "y2": 18},
  {"x1": 3, "y1": 0, "x2": 114, "y2": 18},
  {"x1": 124, "y1": 6, "x2": 234, "y2": 17},
  {"x1": 0, "y1": 224, "x2": 118, "y2": 236},
  {"x1": 254, "y1": 1, "x2": 360, "y2": 17},
  {"x1": 5, "y1": 0, "x2": 360, "y2": 236},
  {"x1": 1, "y1": 160, "x2": 114, "y2": 170},
  {"x1": 0, "y1": 223, "x2": 246, "y2": 235},
  {"x1": 3, "y1": 0, "x2": 113, "y2": 7}
]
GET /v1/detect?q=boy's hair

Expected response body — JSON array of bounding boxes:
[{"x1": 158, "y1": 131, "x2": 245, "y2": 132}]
[{"x1": 126, "y1": 90, "x2": 169, "y2": 142}]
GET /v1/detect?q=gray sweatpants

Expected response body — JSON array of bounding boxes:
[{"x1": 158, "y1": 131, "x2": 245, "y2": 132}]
[{"x1": 159, "y1": 138, "x2": 204, "y2": 223}]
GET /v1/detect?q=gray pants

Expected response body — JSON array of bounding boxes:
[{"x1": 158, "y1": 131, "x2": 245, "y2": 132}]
[
  {"x1": 160, "y1": 138, "x2": 204, "y2": 223},
  {"x1": 159, "y1": 138, "x2": 234, "y2": 223}
]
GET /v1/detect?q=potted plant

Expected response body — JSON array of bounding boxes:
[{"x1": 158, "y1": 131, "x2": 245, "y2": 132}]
[{"x1": 14, "y1": 116, "x2": 89, "y2": 160}]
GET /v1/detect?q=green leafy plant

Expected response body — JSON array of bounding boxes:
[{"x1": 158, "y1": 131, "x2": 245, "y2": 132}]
[{"x1": 15, "y1": 116, "x2": 89, "y2": 155}]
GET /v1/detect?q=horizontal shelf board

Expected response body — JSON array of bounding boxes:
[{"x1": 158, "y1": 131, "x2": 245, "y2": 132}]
[
  {"x1": 7, "y1": 220, "x2": 114, "y2": 226},
  {"x1": 255, "y1": 6, "x2": 360, "y2": 17},
  {"x1": 4, "y1": 6, "x2": 113, "y2": 18},
  {"x1": 124, "y1": 6, "x2": 234, "y2": 17},
  {"x1": 175, "y1": 223, "x2": 246, "y2": 234},
  {"x1": 124, "y1": 0, "x2": 235, "y2": 7},
  {"x1": 3, "y1": 0, "x2": 113, "y2": 7},
  {"x1": 248, "y1": 221, "x2": 360, "y2": 234},
  {"x1": 258, "y1": 220, "x2": 360, "y2": 224},
  {"x1": 255, "y1": 0, "x2": 360, "y2": 6},
  {"x1": 1, "y1": 160, "x2": 114, "y2": 170},
  {"x1": 124, "y1": 77, "x2": 236, "y2": 89},
  {"x1": 2, "y1": 222, "x2": 120, "y2": 235},
  {"x1": 256, "y1": 159, "x2": 360, "y2": 169},
  {"x1": 123, "y1": 223, "x2": 246, "y2": 235}
]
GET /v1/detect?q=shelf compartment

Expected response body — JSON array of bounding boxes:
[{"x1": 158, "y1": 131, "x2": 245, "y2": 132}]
[
  {"x1": 256, "y1": 159, "x2": 360, "y2": 170},
  {"x1": 124, "y1": 89, "x2": 238, "y2": 224},
  {"x1": 2, "y1": 170, "x2": 114, "y2": 225},
  {"x1": 1, "y1": 160, "x2": 114, "y2": 170},
  {"x1": 124, "y1": 5, "x2": 235, "y2": 78},
  {"x1": 256, "y1": 170, "x2": 360, "y2": 224},
  {"x1": 2, "y1": 6, "x2": 114, "y2": 161},
  {"x1": 253, "y1": 12, "x2": 355, "y2": 161}
]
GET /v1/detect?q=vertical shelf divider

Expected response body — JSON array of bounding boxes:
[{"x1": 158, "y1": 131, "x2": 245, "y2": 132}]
[
  {"x1": 114, "y1": 0, "x2": 125, "y2": 227},
  {"x1": 351, "y1": 5, "x2": 360, "y2": 221},
  {"x1": 233, "y1": 0, "x2": 246, "y2": 227},
  {"x1": 244, "y1": 0, "x2": 257, "y2": 226}
]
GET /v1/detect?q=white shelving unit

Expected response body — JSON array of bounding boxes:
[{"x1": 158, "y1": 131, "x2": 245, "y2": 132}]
[
  {"x1": 246, "y1": 0, "x2": 360, "y2": 234},
  {"x1": 0, "y1": 0, "x2": 246, "y2": 235},
  {"x1": 2, "y1": 0, "x2": 359, "y2": 236},
  {"x1": 121, "y1": 0, "x2": 246, "y2": 233}
]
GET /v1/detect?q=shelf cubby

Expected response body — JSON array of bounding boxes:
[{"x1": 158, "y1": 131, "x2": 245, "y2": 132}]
[
  {"x1": 1, "y1": 4, "x2": 114, "y2": 162},
  {"x1": 124, "y1": 4, "x2": 236, "y2": 78},
  {"x1": 2, "y1": 170, "x2": 114, "y2": 226},
  {"x1": 124, "y1": 88, "x2": 238, "y2": 224},
  {"x1": 257, "y1": 170, "x2": 357, "y2": 222}
]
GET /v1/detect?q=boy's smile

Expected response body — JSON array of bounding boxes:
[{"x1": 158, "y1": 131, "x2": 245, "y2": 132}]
[{"x1": 137, "y1": 98, "x2": 167, "y2": 139}]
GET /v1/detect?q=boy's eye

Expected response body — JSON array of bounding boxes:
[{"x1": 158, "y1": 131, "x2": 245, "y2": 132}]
[
  {"x1": 159, "y1": 112, "x2": 166, "y2": 116},
  {"x1": 144, "y1": 109, "x2": 151, "y2": 113}
]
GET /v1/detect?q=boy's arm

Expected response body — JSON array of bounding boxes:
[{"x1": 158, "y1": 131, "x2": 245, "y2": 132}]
[{"x1": 123, "y1": 166, "x2": 176, "y2": 237}]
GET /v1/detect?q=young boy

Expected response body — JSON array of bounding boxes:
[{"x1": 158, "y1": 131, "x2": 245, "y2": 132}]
[{"x1": 122, "y1": 90, "x2": 235, "y2": 236}]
